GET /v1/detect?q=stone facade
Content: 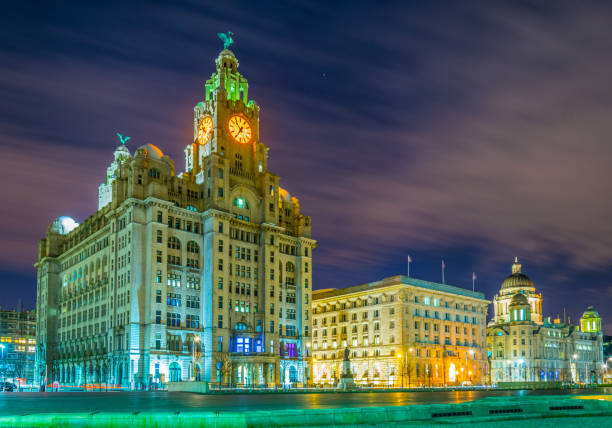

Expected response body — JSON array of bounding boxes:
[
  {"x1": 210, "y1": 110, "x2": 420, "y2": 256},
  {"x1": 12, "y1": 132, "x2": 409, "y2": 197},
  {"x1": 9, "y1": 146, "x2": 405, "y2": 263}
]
[
  {"x1": 312, "y1": 276, "x2": 490, "y2": 387},
  {"x1": 34, "y1": 48, "x2": 314, "y2": 389},
  {"x1": 487, "y1": 259, "x2": 604, "y2": 385}
]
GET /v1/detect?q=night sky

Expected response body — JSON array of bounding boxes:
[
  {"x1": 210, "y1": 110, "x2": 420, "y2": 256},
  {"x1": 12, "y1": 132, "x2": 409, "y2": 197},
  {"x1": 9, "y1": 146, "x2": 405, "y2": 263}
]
[{"x1": 2, "y1": 1, "x2": 612, "y2": 333}]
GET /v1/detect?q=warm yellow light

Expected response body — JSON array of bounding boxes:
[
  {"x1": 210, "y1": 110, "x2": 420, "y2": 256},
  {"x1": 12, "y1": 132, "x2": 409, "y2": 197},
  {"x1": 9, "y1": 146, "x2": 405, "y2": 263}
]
[
  {"x1": 409, "y1": 348, "x2": 414, "y2": 352},
  {"x1": 228, "y1": 115, "x2": 252, "y2": 144},
  {"x1": 197, "y1": 115, "x2": 213, "y2": 144},
  {"x1": 397, "y1": 354, "x2": 401, "y2": 359},
  {"x1": 468, "y1": 371, "x2": 472, "y2": 375}
]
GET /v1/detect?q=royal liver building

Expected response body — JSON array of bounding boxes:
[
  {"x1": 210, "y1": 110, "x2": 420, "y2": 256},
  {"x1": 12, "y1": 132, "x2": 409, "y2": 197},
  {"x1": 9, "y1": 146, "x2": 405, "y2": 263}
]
[{"x1": 35, "y1": 46, "x2": 315, "y2": 388}]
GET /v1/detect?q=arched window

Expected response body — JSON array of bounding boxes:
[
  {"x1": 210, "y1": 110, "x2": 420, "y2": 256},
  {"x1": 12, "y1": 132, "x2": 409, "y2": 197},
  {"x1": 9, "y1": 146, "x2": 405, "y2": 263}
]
[
  {"x1": 286, "y1": 262, "x2": 295, "y2": 273},
  {"x1": 169, "y1": 362, "x2": 181, "y2": 382},
  {"x1": 233, "y1": 197, "x2": 249, "y2": 209},
  {"x1": 187, "y1": 241, "x2": 200, "y2": 254},
  {"x1": 168, "y1": 236, "x2": 181, "y2": 250}
]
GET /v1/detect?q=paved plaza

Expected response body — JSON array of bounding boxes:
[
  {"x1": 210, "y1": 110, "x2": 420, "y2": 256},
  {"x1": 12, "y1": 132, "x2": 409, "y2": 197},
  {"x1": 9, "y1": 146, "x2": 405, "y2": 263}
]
[{"x1": 0, "y1": 388, "x2": 610, "y2": 415}]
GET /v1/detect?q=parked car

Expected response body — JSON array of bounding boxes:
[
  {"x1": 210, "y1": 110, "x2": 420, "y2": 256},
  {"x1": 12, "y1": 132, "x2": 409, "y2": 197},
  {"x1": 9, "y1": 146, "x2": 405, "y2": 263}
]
[{"x1": 0, "y1": 382, "x2": 16, "y2": 392}]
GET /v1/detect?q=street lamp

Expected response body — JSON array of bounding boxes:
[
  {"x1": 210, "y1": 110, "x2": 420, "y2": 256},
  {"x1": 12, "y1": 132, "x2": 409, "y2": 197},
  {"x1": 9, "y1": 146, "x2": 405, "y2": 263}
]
[
  {"x1": 396, "y1": 354, "x2": 402, "y2": 388},
  {"x1": 192, "y1": 335, "x2": 200, "y2": 381},
  {"x1": 0, "y1": 344, "x2": 5, "y2": 384},
  {"x1": 305, "y1": 343, "x2": 311, "y2": 386},
  {"x1": 465, "y1": 349, "x2": 474, "y2": 385}
]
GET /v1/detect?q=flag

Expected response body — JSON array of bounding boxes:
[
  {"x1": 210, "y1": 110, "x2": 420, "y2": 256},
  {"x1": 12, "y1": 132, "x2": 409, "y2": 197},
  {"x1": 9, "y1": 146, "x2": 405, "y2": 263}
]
[
  {"x1": 407, "y1": 255, "x2": 412, "y2": 263},
  {"x1": 472, "y1": 272, "x2": 477, "y2": 281}
]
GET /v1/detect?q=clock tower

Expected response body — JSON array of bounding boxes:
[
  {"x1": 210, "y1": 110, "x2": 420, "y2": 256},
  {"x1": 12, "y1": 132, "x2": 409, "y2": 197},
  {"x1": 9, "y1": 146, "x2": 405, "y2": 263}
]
[
  {"x1": 185, "y1": 49, "x2": 266, "y2": 179},
  {"x1": 183, "y1": 47, "x2": 315, "y2": 386}
]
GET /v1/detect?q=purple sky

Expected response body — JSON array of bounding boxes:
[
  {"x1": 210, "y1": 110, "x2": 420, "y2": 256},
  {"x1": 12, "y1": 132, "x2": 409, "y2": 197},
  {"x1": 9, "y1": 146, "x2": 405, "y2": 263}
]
[{"x1": 1, "y1": 1, "x2": 611, "y2": 332}]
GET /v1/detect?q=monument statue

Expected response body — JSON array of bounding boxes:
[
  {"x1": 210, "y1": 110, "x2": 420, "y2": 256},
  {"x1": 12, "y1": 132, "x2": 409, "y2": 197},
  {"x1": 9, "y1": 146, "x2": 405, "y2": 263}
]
[
  {"x1": 338, "y1": 347, "x2": 356, "y2": 390},
  {"x1": 116, "y1": 133, "x2": 131, "y2": 145},
  {"x1": 217, "y1": 32, "x2": 234, "y2": 49}
]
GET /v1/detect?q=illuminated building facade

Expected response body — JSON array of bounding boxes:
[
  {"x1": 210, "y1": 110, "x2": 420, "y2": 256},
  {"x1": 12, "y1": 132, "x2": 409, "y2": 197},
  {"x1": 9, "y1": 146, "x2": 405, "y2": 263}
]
[
  {"x1": 487, "y1": 259, "x2": 604, "y2": 385},
  {"x1": 311, "y1": 275, "x2": 489, "y2": 387},
  {"x1": 0, "y1": 308, "x2": 36, "y2": 386},
  {"x1": 35, "y1": 48, "x2": 314, "y2": 388}
]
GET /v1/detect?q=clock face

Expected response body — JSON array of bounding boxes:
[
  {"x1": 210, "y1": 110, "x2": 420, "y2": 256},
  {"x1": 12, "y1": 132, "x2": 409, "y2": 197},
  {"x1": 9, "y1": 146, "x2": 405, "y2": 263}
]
[
  {"x1": 228, "y1": 115, "x2": 252, "y2": 144},
  {"x1": 197, "y1": 115, "x2": 213, "y2": 144}
]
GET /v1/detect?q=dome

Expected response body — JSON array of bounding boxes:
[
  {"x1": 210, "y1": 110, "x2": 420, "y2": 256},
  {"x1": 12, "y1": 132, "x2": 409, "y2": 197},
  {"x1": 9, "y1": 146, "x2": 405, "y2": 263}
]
[
  {"x1": 582, "y1": 306, "x2": 600, "y2": 319},
  {"x1": 501, "y1": 257, "x2": 534, "y2": 290},
  {"x1": 113, "y1": 144, "x2": 130, "y2": 161},
  {"x1": 279, "y1": 187, "x2": 292, "y2": 202},
  {"x1": 115, "y1": 145, "x2": 130, "y2": 154},
  {"x1": 51, "y1": 216, "x2": 79, "y2": 235},
  {"x1": 509, "y1": 292, "x2": 529, "y2": 307},
  {"x1": 137, "y1": 143, "x2": 164, "y2": 160}
]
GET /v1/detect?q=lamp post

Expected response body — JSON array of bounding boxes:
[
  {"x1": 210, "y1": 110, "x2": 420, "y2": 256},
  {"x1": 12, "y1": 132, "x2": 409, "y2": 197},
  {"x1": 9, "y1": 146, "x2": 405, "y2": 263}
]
[
  {"x1": 464, "y1": 349, "x2": 474, "y2": 385},
  {"x1": 0, "y1": 344, "x2": 5, "y2": 384},
  {"x1": 305, "y1": 342, "x2": 311, "y2": 386},
  {"x1": 192, "y1": 335, "x2": 200, "y2": 381},
  {"x1": 407, "y1": 347, "x2": 413, "y2": 388},
  {"x1": 396, "y1": 354, "x2": 402, "y2": 388}
]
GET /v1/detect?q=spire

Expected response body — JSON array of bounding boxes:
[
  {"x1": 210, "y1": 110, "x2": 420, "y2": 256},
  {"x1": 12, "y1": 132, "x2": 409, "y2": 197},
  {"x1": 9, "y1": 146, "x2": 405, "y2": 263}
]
[
  {"x1": 204, "y1": 47, "x2": 250, "y2": 104},
  {"x1": 511, "y1": 257, "x2": 522, "y2": 274}
]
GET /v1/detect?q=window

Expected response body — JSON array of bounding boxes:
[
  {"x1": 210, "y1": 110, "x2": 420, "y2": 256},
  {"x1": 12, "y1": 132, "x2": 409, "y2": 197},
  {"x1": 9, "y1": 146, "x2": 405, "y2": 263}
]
[
  {"x1": 217, "y1": 187, "x2": 224, "y2": 197},
  {"x1": 155, "y1": 310, "x2": 161, "y2": 324},
  {"x1": 218, "y1": 168, "x2": 224, "y2": 179},
  {"x1": 156, "y1": 230, "x2": 163, "y2": 243},
  {"x1": 157, "y1": 211, "x2": 163, "y2": 223},
  {"x1": 218, "y1": 296, "x2": 223, "y2": 309}
]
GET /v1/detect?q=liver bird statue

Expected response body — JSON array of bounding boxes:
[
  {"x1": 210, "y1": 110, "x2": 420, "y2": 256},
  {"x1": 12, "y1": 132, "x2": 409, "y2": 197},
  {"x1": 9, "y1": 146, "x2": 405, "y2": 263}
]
[
  {"x1": 116, "y1": 132, "x2": 131, "y2": 145},
  {"x1": 217, "y1": 31, "x2": 234, "y2": 49}
]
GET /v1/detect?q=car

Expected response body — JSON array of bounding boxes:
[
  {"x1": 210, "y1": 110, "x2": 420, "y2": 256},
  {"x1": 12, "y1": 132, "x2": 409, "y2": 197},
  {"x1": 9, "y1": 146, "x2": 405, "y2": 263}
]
[{"x1": 0, "y1": 382, "x2": 17, "y2": 392}]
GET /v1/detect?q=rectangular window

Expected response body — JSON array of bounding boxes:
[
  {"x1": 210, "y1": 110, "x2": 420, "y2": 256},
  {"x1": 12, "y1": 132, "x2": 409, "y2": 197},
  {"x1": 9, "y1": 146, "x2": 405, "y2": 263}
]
[{"x1": 217, "y1": 187, "x2": 224, "y2": 197}]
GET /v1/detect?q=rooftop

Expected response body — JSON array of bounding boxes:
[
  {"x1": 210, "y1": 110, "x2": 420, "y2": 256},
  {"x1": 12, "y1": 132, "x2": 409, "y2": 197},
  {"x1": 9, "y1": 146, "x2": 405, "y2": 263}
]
[{"x1": 313, "y1": 275, "x2": 487, "y2": 301}]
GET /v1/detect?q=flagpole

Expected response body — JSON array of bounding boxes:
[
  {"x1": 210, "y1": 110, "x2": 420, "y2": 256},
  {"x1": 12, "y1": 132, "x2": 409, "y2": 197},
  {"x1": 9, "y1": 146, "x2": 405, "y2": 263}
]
[
  {"x1": 441, "y1": 260, "x2": 445, "y2": 284},
  {"x1": 407, "y1": 255, "x2": 411, "y2": 277},
  {"x1": 472, "y1": 272, "x2": 475, "y2": 292}
]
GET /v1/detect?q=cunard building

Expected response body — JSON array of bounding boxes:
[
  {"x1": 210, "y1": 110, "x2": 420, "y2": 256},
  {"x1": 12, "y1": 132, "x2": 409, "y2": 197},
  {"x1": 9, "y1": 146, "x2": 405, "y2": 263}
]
[
  {"x1": 35, "y1": 46, "x2": 315, "y2": 388},
  {"x1": 487, "y1": 258, "x2": 603, "y2": 385}
]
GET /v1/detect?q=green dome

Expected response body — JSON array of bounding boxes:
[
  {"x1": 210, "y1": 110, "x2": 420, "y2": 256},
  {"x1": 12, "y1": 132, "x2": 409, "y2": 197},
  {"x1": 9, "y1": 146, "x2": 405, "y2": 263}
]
[
  {"x1": 501, "y1": 257, "x2": 534, "y2": 290},
  {"x1": 582, "y1": 306, "x2": 600, "y2": 319}
]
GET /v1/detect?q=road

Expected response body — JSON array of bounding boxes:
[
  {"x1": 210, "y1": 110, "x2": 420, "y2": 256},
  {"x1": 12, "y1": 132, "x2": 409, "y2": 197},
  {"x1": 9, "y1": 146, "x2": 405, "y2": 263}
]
[{"x1": 0, "y1": 388, "x2": 610, "y2": 416}]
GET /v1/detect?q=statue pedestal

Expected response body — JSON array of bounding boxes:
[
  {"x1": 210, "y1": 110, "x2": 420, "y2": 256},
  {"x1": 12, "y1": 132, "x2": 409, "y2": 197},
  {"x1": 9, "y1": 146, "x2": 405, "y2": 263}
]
[{"x1": 337, "y1": 359, "x2": 356, "y2": 390}]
